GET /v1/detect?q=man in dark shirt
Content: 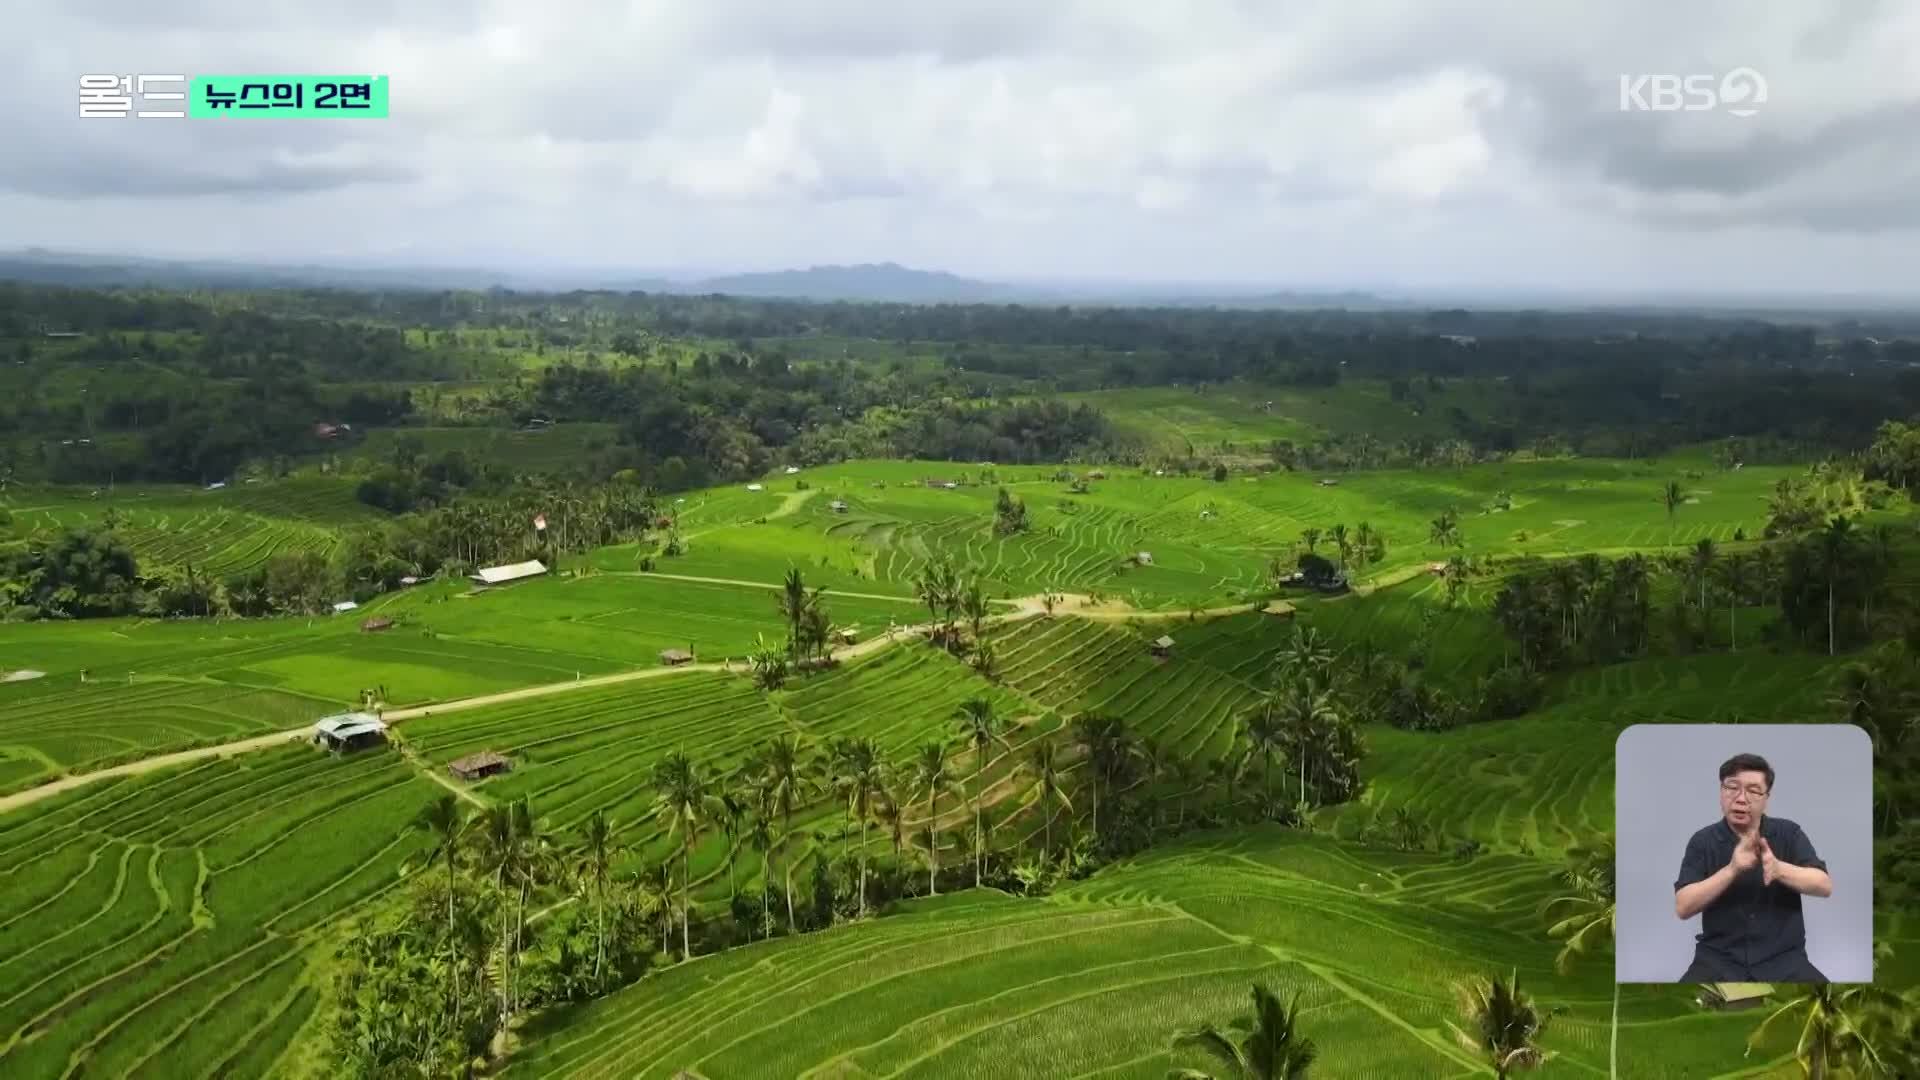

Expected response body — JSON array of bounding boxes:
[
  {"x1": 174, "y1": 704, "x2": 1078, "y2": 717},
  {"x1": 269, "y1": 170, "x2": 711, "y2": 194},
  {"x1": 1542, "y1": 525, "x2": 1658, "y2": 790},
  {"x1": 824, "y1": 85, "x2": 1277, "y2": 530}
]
[{"x1": 1673, "y1": 753, "x2": 1833, "y2": 982}]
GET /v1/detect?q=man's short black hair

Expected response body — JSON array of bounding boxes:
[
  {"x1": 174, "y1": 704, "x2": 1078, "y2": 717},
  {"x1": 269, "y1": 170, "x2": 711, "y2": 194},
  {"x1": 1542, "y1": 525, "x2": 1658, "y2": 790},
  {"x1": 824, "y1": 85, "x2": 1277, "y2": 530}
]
[{"x1": 1719, "y1": 752, "x2": 1774, "y2": 792}]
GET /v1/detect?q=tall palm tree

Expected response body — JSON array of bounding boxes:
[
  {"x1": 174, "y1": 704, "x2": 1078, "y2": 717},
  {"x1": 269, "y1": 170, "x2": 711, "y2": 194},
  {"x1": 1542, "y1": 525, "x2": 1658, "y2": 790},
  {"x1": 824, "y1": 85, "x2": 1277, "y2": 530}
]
[
  {"x1": 1819, "y1": 516, "x2": 1855, "y2": 656},
  {"x1": 650, "y1": 751, "x2": 713, "y2": 960},
  {"x1": 1664, "y1": 480, "x2": 1684, "y2": 532},
  {"x1": 572, "y1": 809, "x2": 617, "y2": 993},
  {"x1": 1238, "y1": 699, "x2": 1286, "y2": 817},
  {"x1": 778, "y1": 568, "x2": 813, "y2": 663},
  {"x1": 1746, "y1": 981, "x2": 1907, "y2": 1079},
  {"x1": 960, "y1": 577, "x2": 991, "y2": 646},
  {"x1": 1721, "y1": 553, "x2": 1749, "y2": 652},
  {"x1": 412, "y1": 795, "x2": 466, "y2": 1022},
  {"x1": 1026, "y1": 740, "x2": 1073, "y2": 856},
  {"x1": 911, "y1": 740, "x2": 956, "y2": 896},
  {"x1": 1448, "y1": 969, "x2": 1562, "y2": 1079},
  {"x1": 955, "y1": 696, "x2": 1011, "y2": 886},
  {"x1": 468, "y1": 801, "x2": 522, "y2": 1023},
  {"x1": 1329, "y1": 523, "x2": 1350, "y2": 574},
  {"x1": 746, "y1": 795, "x2": 775, "y2": 939},
  {"x1": 1169, "y1": 982, "x2": 1319, "y2": 1079},
  {"x1": 828, "y1": 736, "x2": 887, "y2": 918},
  {"x1": 1544, "y1": 835, "x2": 1617, "y2": 1078},
  {"x1": 1300, "y1": 526, "x2": 1322, "y2": 554},
  {"x1": 1071, "y1": 713, "x2": 1135, "y2": 842},
  {"x1": 757, "y1": 734, "x2": 815, "y2": 933},
  {"x1": 716, "y1": 781, "x2": 748, "y2": 903},
  {"x1": 1276, "y1": 679, "x2": 1339, "y2": 811}
]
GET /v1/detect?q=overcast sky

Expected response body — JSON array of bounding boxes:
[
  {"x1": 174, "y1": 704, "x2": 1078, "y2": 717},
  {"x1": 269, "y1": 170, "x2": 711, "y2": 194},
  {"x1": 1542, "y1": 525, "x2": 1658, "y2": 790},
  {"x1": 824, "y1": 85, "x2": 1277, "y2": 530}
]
[{"x1": 7, "y1": 1, "x2": 1920, "y2": 295}]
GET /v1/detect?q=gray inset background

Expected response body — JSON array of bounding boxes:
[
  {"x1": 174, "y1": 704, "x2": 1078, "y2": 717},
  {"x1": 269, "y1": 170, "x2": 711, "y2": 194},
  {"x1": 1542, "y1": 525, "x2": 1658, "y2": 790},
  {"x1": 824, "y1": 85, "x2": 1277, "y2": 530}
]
[{"x1": 1615, "y1": 723, "x2": 1873, "y2": 983}]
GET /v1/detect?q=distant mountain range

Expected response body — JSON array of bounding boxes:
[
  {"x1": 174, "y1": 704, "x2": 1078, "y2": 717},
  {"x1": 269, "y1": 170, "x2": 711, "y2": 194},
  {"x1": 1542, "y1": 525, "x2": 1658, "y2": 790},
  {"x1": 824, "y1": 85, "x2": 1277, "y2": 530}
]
[{"x1": 0, "y1": 249, "x2": 1406, "y2": 309}]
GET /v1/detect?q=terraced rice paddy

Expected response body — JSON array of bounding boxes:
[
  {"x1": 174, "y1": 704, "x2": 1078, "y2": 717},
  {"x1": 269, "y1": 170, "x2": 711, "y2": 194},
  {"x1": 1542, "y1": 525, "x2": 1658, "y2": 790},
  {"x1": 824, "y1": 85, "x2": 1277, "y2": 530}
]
[
  {"x1": 503, "y1": 827, "x2": 1765, "y2": 1080},
  {"x1": 622, "y1": 453, "x2": 1802, "y2": 610},
  {"x1": 0, "y1": 746, "x2": 433, "y2": 1077},
  {"x1": 0, "y1": 678, "x2": 332, "y2": 789},
  {"x1": 1, "y1": 477, "x2": 375, "y2": 575}
]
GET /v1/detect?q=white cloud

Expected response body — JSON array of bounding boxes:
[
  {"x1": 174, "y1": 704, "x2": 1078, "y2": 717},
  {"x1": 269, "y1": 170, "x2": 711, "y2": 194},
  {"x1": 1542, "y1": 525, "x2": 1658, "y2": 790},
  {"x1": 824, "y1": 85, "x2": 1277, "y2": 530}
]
[{"x1": 3, "y1": 1, "x2": 1919, "y2": 293}]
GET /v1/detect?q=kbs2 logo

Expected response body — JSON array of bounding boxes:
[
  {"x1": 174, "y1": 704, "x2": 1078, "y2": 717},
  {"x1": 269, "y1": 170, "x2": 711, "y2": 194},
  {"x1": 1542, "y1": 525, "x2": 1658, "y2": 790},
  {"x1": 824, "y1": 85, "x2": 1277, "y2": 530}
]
[{"x1": 1618, "y1": 68, "x2": 1767, "y2": 117}]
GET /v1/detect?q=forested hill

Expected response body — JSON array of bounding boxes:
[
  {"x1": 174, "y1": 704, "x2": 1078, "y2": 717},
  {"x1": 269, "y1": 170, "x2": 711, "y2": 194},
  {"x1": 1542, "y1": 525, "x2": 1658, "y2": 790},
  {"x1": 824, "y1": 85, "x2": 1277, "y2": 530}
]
[{"x1": 6, "y1": 281, "x2": 1920, "y2": 491}]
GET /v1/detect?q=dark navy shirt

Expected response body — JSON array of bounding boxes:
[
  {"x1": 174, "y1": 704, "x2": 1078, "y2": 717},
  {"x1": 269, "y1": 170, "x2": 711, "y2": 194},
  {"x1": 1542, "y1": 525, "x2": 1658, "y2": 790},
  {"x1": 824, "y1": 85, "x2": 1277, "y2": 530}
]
[{"x1": 1674, "y1": 815, "x2": 1828, "y2": 980}]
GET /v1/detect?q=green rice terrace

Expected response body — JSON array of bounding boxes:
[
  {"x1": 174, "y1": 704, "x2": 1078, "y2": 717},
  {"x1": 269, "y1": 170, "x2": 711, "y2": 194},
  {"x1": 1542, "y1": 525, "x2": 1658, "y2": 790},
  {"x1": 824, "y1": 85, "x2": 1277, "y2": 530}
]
[{"x1": 3, "y1": 446, "x2": 1918, "y2": 1077}]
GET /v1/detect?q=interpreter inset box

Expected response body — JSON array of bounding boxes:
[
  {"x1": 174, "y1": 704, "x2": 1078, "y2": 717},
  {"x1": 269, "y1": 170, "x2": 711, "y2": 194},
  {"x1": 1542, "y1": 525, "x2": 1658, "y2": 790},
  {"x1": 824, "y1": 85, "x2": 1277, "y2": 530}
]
[{"x1": 1614, "y1": 723, "x2": 1872, "y2": 984}]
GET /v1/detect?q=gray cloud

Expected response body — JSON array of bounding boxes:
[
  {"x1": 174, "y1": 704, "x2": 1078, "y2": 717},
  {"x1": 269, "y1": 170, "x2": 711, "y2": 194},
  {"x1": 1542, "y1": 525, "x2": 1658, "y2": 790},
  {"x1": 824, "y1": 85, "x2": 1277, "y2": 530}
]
[{"x1": 3, "y1": 1, "x2": 1919, "y2": 292}]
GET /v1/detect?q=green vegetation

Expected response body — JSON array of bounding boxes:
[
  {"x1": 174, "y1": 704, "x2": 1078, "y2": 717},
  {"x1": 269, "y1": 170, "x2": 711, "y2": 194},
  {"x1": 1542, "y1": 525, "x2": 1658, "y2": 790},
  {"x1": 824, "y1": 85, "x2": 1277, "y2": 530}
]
[{"x1": 5, "y1": 281, "x2": 1920, "y2": 1079}]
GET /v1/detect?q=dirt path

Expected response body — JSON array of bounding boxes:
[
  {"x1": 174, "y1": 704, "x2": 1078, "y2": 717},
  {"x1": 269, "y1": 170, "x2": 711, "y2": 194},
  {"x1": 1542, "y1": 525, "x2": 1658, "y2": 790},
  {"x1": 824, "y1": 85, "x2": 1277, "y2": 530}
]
[
  {"x1": 0, "y1": 728, "x2": 310, "y2": 815},
  {"x1": 583, "y1": 570, "x2": 935, "y2": 607},
  {"x1": 0, "y1": 590, "x2": 1294, "y2": 816}
]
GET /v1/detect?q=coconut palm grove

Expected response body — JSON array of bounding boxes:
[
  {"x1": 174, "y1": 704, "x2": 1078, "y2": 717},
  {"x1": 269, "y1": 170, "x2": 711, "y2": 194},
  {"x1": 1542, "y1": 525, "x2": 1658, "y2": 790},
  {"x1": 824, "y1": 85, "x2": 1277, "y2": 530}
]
[{"x1": 3, "y1": 279, "x2": 1920, "y2": 1080}]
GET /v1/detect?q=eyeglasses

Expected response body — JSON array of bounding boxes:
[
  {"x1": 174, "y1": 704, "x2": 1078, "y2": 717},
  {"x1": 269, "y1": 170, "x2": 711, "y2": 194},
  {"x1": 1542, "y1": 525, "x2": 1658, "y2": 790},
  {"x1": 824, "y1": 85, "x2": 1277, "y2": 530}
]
[{"x1": 1720, "y1": 781, "x2": 1769, "y2": 799}]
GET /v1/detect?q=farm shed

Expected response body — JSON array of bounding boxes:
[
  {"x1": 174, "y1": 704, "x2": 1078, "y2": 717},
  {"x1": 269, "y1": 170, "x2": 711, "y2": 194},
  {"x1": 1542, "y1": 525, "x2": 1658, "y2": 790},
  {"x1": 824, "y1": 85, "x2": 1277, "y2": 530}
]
[
  {"x1": 1317, "y1": 478, "x2": 1340, "y2": 487},
  {"x1": 1263, "y1": 600, "x2": 1297, "y2": 619},
  {"x1": 360, "y1": 616, "x2": 394, "y2": 633},
  {"x1": 833, "y1": 626, "x2": 860, "y2": 644},
  {"x1": 471, "y1": 560, "x2": 548, "y2": 586},
  {"x1": 1134, "y1": 551, "x2": 1154, "y2": 566},
  {"x1": 314, "y1": 713, "x2": 387, "y2": 753},
  {"x1": 1428, "y1": 562, "x2": 1448, "y2": 574},
  {"x1": 1150, "y1": 635, "x2": 1175, "y2": 657},
  {"x1": 1087, "y1": 470, "x2": 1106, "y2": 479},
  {"x1": 829, "y1": 500, "x2": 849, "y2": 513},
  {"x1": 659, "y1": 648, "x2": 695, "y2": 666},
  {"x1": 331, "y1": 600, "x2": 359, "y2": 614},
  {"x1": 747, "y1": 483, "x2": 765, "y2": 492},
  {"x1": 448, "y1": 751, "x2": 512, "y2": 781}
]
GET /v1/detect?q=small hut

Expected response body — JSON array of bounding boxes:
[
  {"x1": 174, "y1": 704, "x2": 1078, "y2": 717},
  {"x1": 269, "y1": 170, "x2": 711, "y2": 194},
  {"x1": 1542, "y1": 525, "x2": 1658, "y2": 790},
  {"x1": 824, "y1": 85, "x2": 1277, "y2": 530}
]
[
  {"x1": 448, "y1": 751, "x2": 512, "y2": 782},
  {"x1": 1317, "y1": 477, "x2": 1340, "y2": 487},
  {"x1": 1150, "y1": 634, "x2": 1175, "y2": 658},
  {"x1": 313, "y1": 713, "x2": 387, "y2": 753},
  {"x1": 1134, "y1": 551, "x2": 1154, "y2": 566},
  {"x1": 833, "y1": 626, "x2": 860, "y2": 645},
  {"x1": 659, "y1": 648, "x2": 695, "y2": 666},
  {"x1": 829, "y1": 500, "x2": 849, "y2": 514},
  {"x1": 360, "y1": 616, "x2": 394, "y2": 633},
  {"x1": 331, "y1": 600, "x2": 359, "y2": 614},
  {"x1": 1263, "y1": 600, "x2": 1297, "y2": 619},
  {"x1": 1087, "y1": 469, "x2": 1107, "y2": 480}
]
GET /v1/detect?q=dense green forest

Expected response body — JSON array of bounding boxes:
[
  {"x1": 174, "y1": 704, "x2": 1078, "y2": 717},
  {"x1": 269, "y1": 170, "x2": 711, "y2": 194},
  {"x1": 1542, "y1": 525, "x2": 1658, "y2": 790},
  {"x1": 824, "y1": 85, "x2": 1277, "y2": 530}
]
[{"x1": 6, "y1": 282, "x2": 1920, "y2": 491}]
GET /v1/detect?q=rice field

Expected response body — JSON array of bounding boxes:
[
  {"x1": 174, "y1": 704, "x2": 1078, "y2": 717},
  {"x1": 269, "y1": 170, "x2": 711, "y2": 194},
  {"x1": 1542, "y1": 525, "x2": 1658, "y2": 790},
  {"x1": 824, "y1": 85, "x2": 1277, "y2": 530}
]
[
  {"x1": 503, "y1": 826, "x2": 1766, "y2": 1080},
  {"x1": 1, "y1": 477, "x2": 375, "y2": 575},
  {"x1": 0, "y1": 745, "x2": 435, "y2": 1078},
  {"x1": 618, "y1": 452, "x2": 1808, "y2": 610}
]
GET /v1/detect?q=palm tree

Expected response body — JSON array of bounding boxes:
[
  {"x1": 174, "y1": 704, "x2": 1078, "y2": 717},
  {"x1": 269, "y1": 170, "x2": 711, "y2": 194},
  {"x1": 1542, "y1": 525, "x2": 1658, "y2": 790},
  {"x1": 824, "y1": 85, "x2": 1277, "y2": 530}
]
[
  {"x1": 1273, "y1": 627, "x2": 1334, "y2": 685},
  {"x1": 778, "y1": 568, "x2": 812, "y2": 663},
  {"x1": 1300, "y1": 526, "x2": 1322, "y2": 554},
  {"x1": 650, "y1": 751, "x2": 714, "y2": 960},
  {"x1": 1544, "y1": 835, "x2": 1617, "y2": 1077},
  {"x1": 412, "y1": 795, "x2": 466, "y2": 1022},
  {"x1": 745, "y1": 799, "x2": 775, "y2": 939},
  {"x1": 1447, "y1": 969, "x2": 1562, "y2": 1079},
  {"x1": 954, "y1": 696, "x2": 1011, "y2": 886},
  {"x1": 1721, "y1": 553, "x2": 1749, "y2": 652},
  {"x1": 468, "y1": 801, "x2": 522, "y2": 1023},
  {"x1": 1329, "y1": 523, "x2": 1350, "y2": 574},
  {"x1": 1027, "y1": 740, "x2": 1072, "y2": 856},
  {"x1": 910, "y1": 740, "x2": 956, "y2": 896},
  {"x1": 1276, "y1": 680, "x2": 1339, "y2": 810},
  {"x1": 828, "y1": 736, "x2": 887, "y2": 918},
  {"x1": 572, "y1": 809, "x2": 617, "y2": 992},
  {"x1": 1746, "y1": 981, "x2": 1908, "y2": 1079},
  {"x1": 757, "y1": 734, "x2": 815, "y2": 933},
  {"x1": 1071, "y1": 713, "x2": 1134, "y2": 842},
  {"x1": 1429, "y1": 509, "x2": 1461, "y2": 549},
  {"x1": 960, "y1": 577, "x2": 991, "y2": 646},
  {"x1": 504, "y1": 798, "x2": 550, "y2": 1020},
  {"x1": 1664, "y1": 480, "x2": 1684, "y2": 532},
  {"x1": 716, "y1": 782, "x2": 747, "y2": 903},
  {"x1": 1168, "y1": 982, "x2": 1318, "y2": 1079},
  {"x1": 1819, "y1": 516, "x2": 1855, "y2": 656},
  {"x1": 1238, "y1": 698, "x2": 1286, "y2": 817}
]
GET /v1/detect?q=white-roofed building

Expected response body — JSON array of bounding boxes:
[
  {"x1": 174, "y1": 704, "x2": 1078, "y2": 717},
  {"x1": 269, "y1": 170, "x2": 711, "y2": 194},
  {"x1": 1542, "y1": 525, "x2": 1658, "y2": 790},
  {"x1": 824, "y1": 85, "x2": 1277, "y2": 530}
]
[
  {"x1": 470, "y1": 560, "x2": 548, "y2": 586},
  {"x1": 314, "y1": 713, "x2": 388, "y2": 753}
]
